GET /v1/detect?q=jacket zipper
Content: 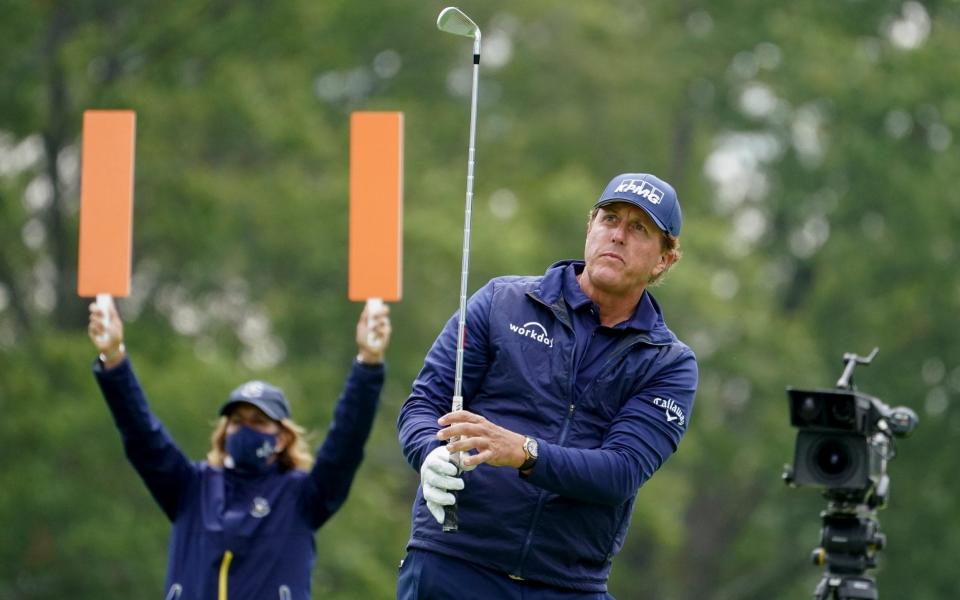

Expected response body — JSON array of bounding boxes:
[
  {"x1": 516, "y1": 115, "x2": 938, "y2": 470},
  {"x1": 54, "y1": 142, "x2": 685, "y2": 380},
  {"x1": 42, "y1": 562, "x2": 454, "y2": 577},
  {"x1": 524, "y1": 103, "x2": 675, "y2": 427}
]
[
  {"x1": 164, "y1": 584, "x2": 183, "y2": 600},
  {"x1": 514, "y1": 297, "x2": 578, "y2": 576},
  {"x1": 515, "y1": 293, "x2": 669, "y2": 576},
  {"x1": 218, "y1": 550, "x2": 234, "y2": 600}
]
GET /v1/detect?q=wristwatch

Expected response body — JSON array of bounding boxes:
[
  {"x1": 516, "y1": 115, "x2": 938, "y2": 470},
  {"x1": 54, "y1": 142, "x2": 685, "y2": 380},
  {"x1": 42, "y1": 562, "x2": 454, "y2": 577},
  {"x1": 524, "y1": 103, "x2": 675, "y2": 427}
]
[{"x1": 519, "y1": 436, "x2": 539, "y2": 471}]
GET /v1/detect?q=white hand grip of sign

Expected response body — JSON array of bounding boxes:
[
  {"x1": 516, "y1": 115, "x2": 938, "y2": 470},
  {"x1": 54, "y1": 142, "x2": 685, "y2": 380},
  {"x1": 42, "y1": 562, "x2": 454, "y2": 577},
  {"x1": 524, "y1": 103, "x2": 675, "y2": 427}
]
[
  {"x1": 96, "y1": 293, "x2": 112, "y2": 344},
  {"x1": 366, "y1": 297, "x2": 383, "y2": 348}
]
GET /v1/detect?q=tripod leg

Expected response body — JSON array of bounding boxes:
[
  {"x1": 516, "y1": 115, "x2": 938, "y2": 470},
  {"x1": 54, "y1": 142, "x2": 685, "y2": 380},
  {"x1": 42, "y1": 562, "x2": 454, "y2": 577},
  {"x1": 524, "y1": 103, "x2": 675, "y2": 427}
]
[
  {"x1": 813, "y1": 575, "x2": 836, "y2": 600},
  {"x1": 837, "y1": 577, "x2": 878, "y2": 600}
]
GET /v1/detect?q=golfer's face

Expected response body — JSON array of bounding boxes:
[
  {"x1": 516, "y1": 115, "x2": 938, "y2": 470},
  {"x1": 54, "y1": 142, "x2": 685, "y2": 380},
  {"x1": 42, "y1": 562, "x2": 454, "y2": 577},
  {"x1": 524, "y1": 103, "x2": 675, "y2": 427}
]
[
  {"x1": 226, "y1": 404, "x2": 282, "y2": 436},
  {"x1": 583, "y1": 203, "x2": 669, "y2": 295}
]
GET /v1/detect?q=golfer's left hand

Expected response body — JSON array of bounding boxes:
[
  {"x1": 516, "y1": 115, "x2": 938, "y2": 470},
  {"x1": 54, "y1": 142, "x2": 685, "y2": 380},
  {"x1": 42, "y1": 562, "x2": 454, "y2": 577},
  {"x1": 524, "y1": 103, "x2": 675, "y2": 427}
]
[
  {"x1": 437, "y1": 410, "x2": 526, "y2": 469},
  {"x1": 420, "y1": 446, "x2": 463, "y2": 524}
]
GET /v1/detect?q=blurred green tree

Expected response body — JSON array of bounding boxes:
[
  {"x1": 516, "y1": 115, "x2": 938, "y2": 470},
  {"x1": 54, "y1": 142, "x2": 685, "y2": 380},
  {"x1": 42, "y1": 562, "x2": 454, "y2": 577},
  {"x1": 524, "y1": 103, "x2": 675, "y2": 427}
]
[{"x1": 0, "y1": 1, "x2": 957, "y2": 599}]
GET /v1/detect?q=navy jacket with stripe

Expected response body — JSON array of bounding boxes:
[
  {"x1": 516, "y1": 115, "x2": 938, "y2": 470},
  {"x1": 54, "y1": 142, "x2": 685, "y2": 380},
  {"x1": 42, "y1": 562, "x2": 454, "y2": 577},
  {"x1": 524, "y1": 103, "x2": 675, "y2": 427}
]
[
  {"x1": 398, "y1": 260, "x2": 698, "y2": 592},
  {"x1": 94, "y1": 358, "x2": 383, "y2": 600}
]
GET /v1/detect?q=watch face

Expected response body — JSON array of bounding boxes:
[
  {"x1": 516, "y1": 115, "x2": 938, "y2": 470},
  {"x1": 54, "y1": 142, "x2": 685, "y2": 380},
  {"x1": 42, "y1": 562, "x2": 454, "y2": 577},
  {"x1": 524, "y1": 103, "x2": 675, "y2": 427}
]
[{"x1": 526, "y1": 437, "x2": 538, "y2": 459}]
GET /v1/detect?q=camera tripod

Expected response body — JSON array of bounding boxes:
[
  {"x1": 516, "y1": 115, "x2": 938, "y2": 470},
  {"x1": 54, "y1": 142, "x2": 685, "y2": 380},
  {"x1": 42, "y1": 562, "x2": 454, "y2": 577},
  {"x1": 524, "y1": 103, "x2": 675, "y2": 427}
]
[
  {"x1": 783, "y1": 348, "x2": 918, "y2": 600},
  {"x1": 810, "y1": 497, "x2": 887, "y2": 600}
]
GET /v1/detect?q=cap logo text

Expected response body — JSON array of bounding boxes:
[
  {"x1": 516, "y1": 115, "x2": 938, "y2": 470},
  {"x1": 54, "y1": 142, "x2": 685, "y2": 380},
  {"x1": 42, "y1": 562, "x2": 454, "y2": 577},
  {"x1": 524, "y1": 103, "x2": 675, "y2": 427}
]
[
  {"x1": 239, "y1": 381, "x2": 264, "y2": 399},
  {"x1": 614, "y1": 180, "x2": 664, "y2": 205}
]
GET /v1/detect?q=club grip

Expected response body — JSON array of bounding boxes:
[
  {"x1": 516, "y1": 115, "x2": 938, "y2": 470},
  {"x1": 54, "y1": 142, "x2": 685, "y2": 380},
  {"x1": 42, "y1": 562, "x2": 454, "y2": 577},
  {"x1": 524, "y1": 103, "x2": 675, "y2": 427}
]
[
  {"x1": 442, "y1": 491, "x2": 458, "y2": 532},
  {"x1": 442, "y1": 428, "x2": 462, "y2": 533}
]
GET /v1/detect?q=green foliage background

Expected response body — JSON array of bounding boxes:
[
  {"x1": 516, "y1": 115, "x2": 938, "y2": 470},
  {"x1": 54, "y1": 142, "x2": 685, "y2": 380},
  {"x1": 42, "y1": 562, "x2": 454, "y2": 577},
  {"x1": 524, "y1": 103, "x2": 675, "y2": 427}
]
[{"x1": 1, "y1": 1, "x2": 958, "y2": 598}]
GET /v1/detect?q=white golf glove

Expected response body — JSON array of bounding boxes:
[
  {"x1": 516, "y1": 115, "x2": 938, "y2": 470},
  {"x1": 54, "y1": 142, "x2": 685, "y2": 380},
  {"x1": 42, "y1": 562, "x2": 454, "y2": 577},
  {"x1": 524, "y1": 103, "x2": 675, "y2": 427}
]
[{"x1": 420, "y1": 445, "x2": 465, "y2": 524}]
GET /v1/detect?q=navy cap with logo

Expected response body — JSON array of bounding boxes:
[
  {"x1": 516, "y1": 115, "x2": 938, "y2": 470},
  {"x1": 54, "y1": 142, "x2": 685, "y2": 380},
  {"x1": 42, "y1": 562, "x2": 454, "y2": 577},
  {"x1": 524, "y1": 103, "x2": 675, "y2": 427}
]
[
  {"x1": 593, "y1": 173, "x2": 682, "y2": 237},
  {"x1": 219, "y1": 380, "x2": 291, "y2": 421}
]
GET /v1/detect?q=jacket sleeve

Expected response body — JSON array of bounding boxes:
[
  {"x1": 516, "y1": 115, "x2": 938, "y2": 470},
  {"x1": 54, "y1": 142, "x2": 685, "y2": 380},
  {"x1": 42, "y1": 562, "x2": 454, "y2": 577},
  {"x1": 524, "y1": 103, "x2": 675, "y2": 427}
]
[
  {"x1": 93, "y1": 358, "x2": 197, "y2": 521},
  {"x1": 301, "y1": 360, "x2": 384, "y2": 529},
  {"x1": 397, "y1": 281, "x2": 494, "y2": 471},
  {"x1": 524, "y1": 345, "x2": 698, "y2": 506}
]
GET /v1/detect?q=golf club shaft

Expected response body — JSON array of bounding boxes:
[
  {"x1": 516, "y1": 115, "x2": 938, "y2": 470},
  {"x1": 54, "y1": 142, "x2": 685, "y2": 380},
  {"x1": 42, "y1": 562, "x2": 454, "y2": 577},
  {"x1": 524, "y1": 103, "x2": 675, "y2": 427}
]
[
  {"x1": 444, "y1": 34, "x2": 481, "y2": 534},
  {"x1": 453, "y1": 48, "x2": 480, "y2": 402}
]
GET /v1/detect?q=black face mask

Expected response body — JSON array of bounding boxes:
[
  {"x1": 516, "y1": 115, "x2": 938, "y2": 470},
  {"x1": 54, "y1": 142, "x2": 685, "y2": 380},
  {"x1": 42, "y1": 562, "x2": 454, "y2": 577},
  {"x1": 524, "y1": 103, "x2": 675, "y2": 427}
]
[{"x1": 225, "y1": 426, "x2": 278, "y2": 474}]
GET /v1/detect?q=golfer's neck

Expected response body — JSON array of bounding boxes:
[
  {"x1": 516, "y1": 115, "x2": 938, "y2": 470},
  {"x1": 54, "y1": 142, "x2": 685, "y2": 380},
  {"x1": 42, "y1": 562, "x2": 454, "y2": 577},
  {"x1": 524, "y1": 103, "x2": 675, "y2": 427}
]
[{"x1": 578, "y1": 276, "x2": 644, "y2": 327}]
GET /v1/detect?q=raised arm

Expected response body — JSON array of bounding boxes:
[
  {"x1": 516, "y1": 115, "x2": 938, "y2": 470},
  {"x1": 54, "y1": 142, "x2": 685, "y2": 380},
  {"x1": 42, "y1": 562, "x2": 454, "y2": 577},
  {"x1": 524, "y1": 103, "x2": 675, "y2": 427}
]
[
  {"x1": 300, "y1": 303, "x2": 390, "y2": 529},
  {"x1": 88, "y1": 299, "x2": 196, "y2": 521}
]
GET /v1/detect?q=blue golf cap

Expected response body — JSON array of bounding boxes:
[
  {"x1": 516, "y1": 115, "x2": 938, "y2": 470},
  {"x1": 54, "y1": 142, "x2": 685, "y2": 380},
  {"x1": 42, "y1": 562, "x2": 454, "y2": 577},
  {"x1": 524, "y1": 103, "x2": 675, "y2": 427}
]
[
  {"x1": 219, "y1": 380, "x2": 291, "y2": 421},
  {"x1": 593, "y1": 173, "x2": 682, "y2": 237}
]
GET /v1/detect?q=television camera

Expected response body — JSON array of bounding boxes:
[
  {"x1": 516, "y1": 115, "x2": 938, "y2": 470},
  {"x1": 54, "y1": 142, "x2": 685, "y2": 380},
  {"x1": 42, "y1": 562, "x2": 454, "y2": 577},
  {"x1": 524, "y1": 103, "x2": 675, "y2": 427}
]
[{"x1": 783, "y1": 348, "x2": 918, "y2": 599}]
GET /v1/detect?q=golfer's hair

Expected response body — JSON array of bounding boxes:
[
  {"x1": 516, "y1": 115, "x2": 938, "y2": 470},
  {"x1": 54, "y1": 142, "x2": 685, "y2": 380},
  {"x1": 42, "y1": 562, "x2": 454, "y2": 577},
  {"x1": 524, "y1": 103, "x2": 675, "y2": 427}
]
[
  {"x1": 207, "y1": 417, "x2": 315, "y2": 472},
  {"x1": 587, "y1": 207, "x2": 682, "y2": 285}
]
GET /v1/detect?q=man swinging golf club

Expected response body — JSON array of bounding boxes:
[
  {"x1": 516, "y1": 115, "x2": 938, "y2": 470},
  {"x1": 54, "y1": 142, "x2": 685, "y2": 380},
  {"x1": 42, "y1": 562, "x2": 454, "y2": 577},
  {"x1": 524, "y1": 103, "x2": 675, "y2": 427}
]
[
  {"x1": 398, "y1": 169, "x2": 697, "y2": 599},
  {"x1": 397, "y1": 9, "x2": 698, "y2": 599}
]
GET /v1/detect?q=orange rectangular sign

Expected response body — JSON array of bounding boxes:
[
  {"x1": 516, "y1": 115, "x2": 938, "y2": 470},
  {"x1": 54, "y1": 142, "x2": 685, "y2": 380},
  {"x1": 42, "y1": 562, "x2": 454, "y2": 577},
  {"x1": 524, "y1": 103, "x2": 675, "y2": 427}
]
[
  {"x1": 77, "y1": 110, "x2": 136, "y2": 297},
  {"x1": 349, "y1": 112, "x2": 403, "y2": 302}
]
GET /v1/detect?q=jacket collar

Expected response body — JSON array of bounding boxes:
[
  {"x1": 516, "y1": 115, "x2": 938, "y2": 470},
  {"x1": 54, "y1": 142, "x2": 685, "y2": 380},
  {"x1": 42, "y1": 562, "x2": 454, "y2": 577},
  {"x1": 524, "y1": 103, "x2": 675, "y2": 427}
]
[{"x1": 533, "y1": 260, "x2": 675, "y2": 342}]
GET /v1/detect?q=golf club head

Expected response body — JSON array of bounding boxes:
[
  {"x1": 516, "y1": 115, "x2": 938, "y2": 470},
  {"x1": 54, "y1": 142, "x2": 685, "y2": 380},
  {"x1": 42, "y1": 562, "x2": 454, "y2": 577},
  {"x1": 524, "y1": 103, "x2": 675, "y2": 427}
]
[{"x1": 437, "y1": 7, "x2": 479, "y2": 39}]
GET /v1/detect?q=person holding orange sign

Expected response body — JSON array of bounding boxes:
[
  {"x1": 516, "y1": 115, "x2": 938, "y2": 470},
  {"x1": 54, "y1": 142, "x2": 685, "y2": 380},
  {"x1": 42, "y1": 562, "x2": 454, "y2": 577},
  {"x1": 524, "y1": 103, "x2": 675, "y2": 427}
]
[{"x1": 88, "y1": 299, "x2": 390, "y2": 600}]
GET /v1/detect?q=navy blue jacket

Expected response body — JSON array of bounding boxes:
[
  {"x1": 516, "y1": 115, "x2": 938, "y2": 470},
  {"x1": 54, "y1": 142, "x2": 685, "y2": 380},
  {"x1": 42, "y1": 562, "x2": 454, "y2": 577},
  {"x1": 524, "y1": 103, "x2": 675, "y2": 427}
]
[
  {"x1": 94, "y1": 358, "x2": 384, "y2": 600},
  {"x1": 398, "y1": 260, "x2": 698, "y2": 592}
]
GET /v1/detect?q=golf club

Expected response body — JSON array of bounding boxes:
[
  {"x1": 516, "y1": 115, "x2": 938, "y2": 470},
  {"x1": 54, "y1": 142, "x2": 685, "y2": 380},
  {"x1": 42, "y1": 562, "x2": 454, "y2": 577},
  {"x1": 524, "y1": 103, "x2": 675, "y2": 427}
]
[{"x1": 437, "y1": 5, "x2": 481, "y2": 533}]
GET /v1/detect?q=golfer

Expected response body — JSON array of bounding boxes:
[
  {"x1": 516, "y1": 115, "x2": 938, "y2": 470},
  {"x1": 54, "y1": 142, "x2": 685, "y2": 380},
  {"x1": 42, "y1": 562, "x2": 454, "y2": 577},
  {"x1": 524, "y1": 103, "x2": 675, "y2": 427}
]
[
  {"x1": 89, "y1": 299, "x2": 391, "y2": 600},
  {"x1": 397, "y1": 173, "x2": 698, "y2": 599}
]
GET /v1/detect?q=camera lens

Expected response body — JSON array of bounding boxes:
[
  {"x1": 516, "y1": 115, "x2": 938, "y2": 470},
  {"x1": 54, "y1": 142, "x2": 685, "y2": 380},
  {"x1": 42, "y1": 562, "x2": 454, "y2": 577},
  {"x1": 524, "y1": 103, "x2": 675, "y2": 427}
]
[
  {"x1": 831, "y1": 397, "x2": 854, "y2": 424},
  {"x1": 794, "y1": 431, "x2": 868, "y2": 489},
  {"x1": 799, "y1": 396, "x2": 820, "y2": 423},
  {"x1": 814, "y1": 440, "x2": 850, "y2": 477}
]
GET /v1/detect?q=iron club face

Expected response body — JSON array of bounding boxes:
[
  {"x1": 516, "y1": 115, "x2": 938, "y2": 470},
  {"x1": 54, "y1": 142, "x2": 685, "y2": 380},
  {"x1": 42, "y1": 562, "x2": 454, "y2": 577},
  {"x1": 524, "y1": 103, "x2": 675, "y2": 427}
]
[{"x1": 437, "y1": 7, "x2": 479, "y2": 39}]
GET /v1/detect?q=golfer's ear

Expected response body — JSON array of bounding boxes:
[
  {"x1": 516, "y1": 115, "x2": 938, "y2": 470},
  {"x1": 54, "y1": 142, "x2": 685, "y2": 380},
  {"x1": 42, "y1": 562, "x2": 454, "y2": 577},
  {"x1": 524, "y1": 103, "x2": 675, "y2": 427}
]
[{"x1": 653, "y1": 251, "x2": 675, "y2": 277}]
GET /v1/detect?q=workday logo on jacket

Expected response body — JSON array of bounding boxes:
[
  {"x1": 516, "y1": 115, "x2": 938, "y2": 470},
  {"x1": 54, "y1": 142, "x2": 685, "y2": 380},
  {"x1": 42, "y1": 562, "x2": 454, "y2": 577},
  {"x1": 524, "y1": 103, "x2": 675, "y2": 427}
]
[{"x1": 508, "y1": 321, "x2": 554, "y2": 348}]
